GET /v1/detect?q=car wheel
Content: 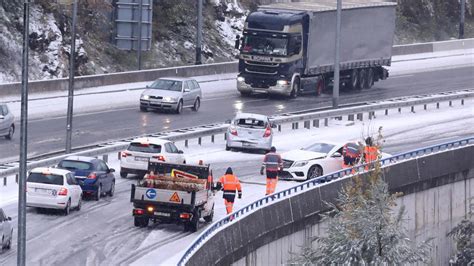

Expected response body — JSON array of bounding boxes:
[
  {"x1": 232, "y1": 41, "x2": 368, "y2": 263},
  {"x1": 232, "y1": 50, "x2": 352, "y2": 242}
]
[
  {"x1": 140, "y1": 106, "x2": 148, "y2": 112},
  {"x1": 76, "y1": 195, "x2": 82, "y2": 211},
  {"x1": 203, "y1": 205, "x2": 214, "y2": 223},
  {"x1": 5, "y1": 125, "x2": 14, "y2": 140},
  {"x1": 95, "y1": 185, "x2": 102, "y2": 201},
  {"x1": 175, "y1": 100, "x2": 183, "y2": 114},
  {"x1": 192, "y1": 98, "x2": 200, "y2": 111},
  {"x1": 225, "y1": 144, "x2": 231, "y2": 151},
  {"x1": 6, "y1": 231, "x2": 12, "y2": 249},
  {"x1": 307, "y1": 165, "x2": 323, "y2": 180},
  {"x1": 108, "y1": 182, "x2": 115, "y2": 197},
  {"x1": 64, "y1": 199, "x2": 71, "y2": 216},
  {"x1": 120, "y1": 171, "x2": 127, "y2": 178}
]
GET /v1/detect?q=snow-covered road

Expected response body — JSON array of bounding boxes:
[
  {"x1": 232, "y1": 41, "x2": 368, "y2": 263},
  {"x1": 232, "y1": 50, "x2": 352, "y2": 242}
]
[{"x1": 0, "y1": 97, "x2": 473, "y2": 265}]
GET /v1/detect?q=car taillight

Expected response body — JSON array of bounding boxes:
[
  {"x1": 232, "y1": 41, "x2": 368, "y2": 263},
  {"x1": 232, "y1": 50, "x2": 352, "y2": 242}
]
[
  {"x1": 152, "y1": 155, "x2": 165, "y2": 161},
  {"x1": 58, "y1": 187, "x2": 68, "y2": 196},
  {"x1": 119, "y1": 151, "x2": 131, "y2": 159},
  {"x1": 180, "y1": 213, "x2": 192, "y2": 219},
  {"x1": 230, "y1": 127, "x2": 238, "y2": 136},
  {"x1": 88, "y1": 172, "x2": 97, "y2": 179},
  {"x1": 263, "y1": 127, "x2": 272, "y2": 137},
  {"x1": 134, "y1": 209, "x2": 145, "y2": 215}
]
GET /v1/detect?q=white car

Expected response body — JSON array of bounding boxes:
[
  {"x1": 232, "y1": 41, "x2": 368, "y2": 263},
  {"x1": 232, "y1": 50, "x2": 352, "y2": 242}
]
[
  {"x1": 225, "y1": 113, "x2": 275, "y2": 152},
  {"x1": 0, "y1": 208, "x2": 13, "y2": 250},
  {"x1": 26, "y1": 167, "x2": 83, "y2": 215},
  {"x1": 119, "y1": 137, "x2": 186, "y2": 178},
  {"x1": 280, "y1": 141, "x2": 359, "y2": 181}
]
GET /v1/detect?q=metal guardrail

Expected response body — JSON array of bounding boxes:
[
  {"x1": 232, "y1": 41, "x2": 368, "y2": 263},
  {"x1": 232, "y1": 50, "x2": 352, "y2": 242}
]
[
  {"x1": 177, "y1": 136, "x2": 474, "y2": 265},
  {"x1": 1, "y1": 89, "x2": 473, "y2": 181}
]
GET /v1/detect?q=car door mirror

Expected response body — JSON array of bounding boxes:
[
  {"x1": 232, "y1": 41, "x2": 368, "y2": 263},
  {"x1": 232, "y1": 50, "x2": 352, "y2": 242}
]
[
  {"x1": 7, "y1": 216, "x2": 12, "y2": 221},
  {"x1": 332, "y1": 152, "x2": 342, "y2": 158},
  {"x1": 178, "y1": 150, "x2": 184, "y2": 154},
  {"x1": 184, "y1": 88, "x2": 191, "y2": 93},
  {"x1": 108, "y1": 168, "x2": 115, "y2": 173}
]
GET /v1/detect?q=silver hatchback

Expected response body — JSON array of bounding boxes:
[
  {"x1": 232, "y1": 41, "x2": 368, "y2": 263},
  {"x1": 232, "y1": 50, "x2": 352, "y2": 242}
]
[
  {"x1": 225, "y1": 113, "x2": 275, "y2": 153},
  {"x1": 140, "y1": 77, "x2": 202, "y2": 114},
  {"x1": 0, "y1": 104, "x2": 14, "y2": 140}
]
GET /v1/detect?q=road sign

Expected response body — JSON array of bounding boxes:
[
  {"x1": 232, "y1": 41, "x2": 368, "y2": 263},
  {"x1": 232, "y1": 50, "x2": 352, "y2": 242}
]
[
  {"x1": 169, "y1": 192, "x2": 181, "y2": 203},
  {"x1": 115, "y1": 0, "x2": 152, "y2": 51},
  {"x1": 145, "y1": 188, "x2": 156, "y2": 199}
]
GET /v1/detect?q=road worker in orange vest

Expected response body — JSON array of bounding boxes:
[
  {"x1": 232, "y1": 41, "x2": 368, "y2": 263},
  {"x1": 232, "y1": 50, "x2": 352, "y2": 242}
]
[
  {"x1": 363, "y1": 137, "x2": 379, "y2": 170},
  {"x1": 260, "y1": 146, "x2": 283, "y2": 195},
  {"x1": 342, "y1": 142, "x2": 361, "y2": 174},
  {"x1": 217, "y1": 167, "x2": 242, "y2": 214}
]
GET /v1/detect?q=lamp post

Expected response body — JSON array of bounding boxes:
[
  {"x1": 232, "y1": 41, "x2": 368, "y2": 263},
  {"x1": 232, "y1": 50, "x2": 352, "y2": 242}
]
[
  {"x1": 460, "y1": 0, "x2": 466, "y2": 39},
  {"x1": 137, "y1": 0, "x2": 143, "y2": 70},
  {"x1": 332, "y1": 0, "x2": 342, "y2": 108},
  {"x1": 195, "y1": 0, "x2": 203, "y2": 65},
  {"x1": 65, "y1": 0, "x2": 78, "y2": 153}
]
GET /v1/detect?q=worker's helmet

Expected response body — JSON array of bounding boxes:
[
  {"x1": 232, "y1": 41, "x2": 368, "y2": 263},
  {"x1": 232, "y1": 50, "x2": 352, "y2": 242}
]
[
  {"x1": 365, "y1": 137, "x2": 373, "y2": 146},
  {"x1": 270, "y1": 146, "x2": 276, "y2": 152}
]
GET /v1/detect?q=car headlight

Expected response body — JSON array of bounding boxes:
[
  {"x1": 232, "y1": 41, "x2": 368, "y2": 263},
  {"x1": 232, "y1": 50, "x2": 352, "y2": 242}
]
[
  {"x1": 141, "y1": 95, "x2": 150, "y2": 100},
  {"x1": 237, "y1": 76, "x2": 245, "y2": 82},
  {"x1": 293, "y1": 160, "x2": 308, "y2": 167},
  {"x1": 277, "y1": 80, "x2": 289, "y2": 86},
  {"x1": 162, "y1": 96, "x2": 177, "y2": 102}
]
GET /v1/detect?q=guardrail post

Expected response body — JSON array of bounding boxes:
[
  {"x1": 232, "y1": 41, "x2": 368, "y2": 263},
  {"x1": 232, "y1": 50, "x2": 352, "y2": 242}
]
[
  {"x1": 449, "y1": 100, "x2": 452, "y2": 107},
  {"x1": 198, "y1": 137, "x2": 202, "y2": 146},
  {"x1": 385, "y1": 109, "x2": 388, "y2": 116},
  {"x1": 424, "y1": 104, "x2": 427, "y2": 110},
  {"x1": 292, "y1": 122, "x2": 299, "y2": 130},
  {"x1": 461, "y1": 99, "x2": 464, "y2": 105},
  {"x1": 224, "y1": 133, "x2": 227, "y2": 141},
  {"x1": 304, "y1": 121, "x2": 310, "y2": 129},
  {"x1": 324, "y1": 118, "x2": 329, "y2": 127},
  {"x1": 348, "y1": 114, "x2": 354, "y2": 121},
  {"x1": 411, "y1": 106, "x2": 415, "y2": 113},
  {"x1": 278, "y1": 124, "x2": 281, "y2": 132},
  {"x1": 313, "y1": 119, "x2": 319, "y2": 128},
  {"x1": 369, "y1": 112, "x2": 375, "y2": 120},
  {"x1": 211, "y1": 135, "x2": 214, "y2": 143},
  {"x1": 3, "y1": 177, "x2": 6, "y2": 186},
  {"x1": 185, "y1": 139, "x2": 188, "y2": 148},
  {"x1": 398, "y1": 107, "x2": 401, "y2": 113},
  {"x1": 437, "y1": 102, "x2": 440, "y2": 109},
  {"x1": 357, "y1": 113, "x2": 363, "y2": 121},
  {"x1": 16, "y1": 174, "x2": 19, "y2": 184},
  {"x1": 102, "y1": 154, "x2": 108, "y2": 163}
]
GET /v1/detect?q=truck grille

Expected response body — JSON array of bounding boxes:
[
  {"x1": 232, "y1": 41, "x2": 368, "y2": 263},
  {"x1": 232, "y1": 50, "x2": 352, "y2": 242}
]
[
  {"x1": 282, "y1": 159, "x2": 294, "y2": 169},
  {"x1": 245, "y1": 61, "x2": 279, "y2": 75}
]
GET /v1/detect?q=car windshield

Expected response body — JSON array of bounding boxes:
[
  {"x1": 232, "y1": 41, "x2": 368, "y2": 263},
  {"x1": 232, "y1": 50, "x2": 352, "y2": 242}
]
[
  {"x1": 235, "y1": 118, "x2": 266, "y2": 129},
  {"x1": 241, "y1": 35, "x2": 288, "y2": 56},
  {"x1": 27, "y1": 173, "x2": 64, "y2": 185},
  {"x1": 149, "y1": 79, "x2": 182, "y2": 92},
  {"x1": 128, "y1": 143, "x2": 162, "y2": 153},
  {"x1": 58, "y1": 160, "x2": 93, "y2": 171},
  {"x1": 303, "y1": 143, "x2": 335, "y2": 154}
]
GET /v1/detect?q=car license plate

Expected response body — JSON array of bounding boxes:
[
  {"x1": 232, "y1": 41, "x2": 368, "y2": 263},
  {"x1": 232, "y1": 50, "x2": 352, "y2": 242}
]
[
  {"x1": 134, "y1": 156, "x2": 149, "y2": 162},
  {"x1": 243, "y1": 142, "x2": 253, "y2": 147},
  {"x1": 154, "y1": 211, "x2": 170, "y2": 217}
]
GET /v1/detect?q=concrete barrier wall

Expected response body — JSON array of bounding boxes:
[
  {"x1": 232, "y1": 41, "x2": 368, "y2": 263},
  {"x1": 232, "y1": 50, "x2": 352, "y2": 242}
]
[
  {"x1": 1, "y1": 39, "x2": 472, "y2": 97},
  {"x1": 187, "y1": 145, "x2": 474, "y2": 265}
]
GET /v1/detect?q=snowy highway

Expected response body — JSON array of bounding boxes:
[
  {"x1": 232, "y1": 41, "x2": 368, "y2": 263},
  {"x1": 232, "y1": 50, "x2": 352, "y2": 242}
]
[
  {"x1": 0, "y1": 50, "x2": 473, "y2": 162},
  {"x1": 0, "y1": 96, "x2": 473, "y2": 265}
]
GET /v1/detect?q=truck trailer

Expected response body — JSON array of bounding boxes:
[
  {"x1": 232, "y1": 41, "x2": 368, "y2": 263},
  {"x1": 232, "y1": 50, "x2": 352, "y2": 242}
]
[{"x1": 235, "y1": 0, "x2": 397, "y2": 97}]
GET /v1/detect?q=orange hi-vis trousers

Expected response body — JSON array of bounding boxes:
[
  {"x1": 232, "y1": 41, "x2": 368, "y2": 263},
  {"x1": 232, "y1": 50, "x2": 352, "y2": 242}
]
[
  {"x1": 266, "y1": 178, "x2": 278, "y2": 195},
  {"x1": 224, "y1": 199, "x2": 234, "y2": 214}
]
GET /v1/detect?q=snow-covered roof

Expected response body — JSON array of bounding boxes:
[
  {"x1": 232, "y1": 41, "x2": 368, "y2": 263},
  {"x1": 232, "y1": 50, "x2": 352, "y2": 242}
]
[{"x1": 259, "y1": 0, "x2": 396, "y2": 13}]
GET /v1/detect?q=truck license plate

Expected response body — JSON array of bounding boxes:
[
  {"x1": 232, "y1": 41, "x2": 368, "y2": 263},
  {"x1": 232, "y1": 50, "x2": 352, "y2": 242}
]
[{"x1": 154, "y1": 211, "x2": 170, "y2": 217}]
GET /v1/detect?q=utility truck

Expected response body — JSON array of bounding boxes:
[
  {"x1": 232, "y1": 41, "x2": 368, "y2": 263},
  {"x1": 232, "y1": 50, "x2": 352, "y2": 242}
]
[
  {"x1": 235, "y1": 1, "x2": 397, "y2": 97},
  {"x1": 130, "y1": 162, "x2": 215, "y2": 232}
]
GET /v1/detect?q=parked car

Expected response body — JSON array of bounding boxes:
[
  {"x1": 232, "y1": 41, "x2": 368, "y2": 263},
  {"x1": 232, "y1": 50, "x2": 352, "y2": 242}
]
[
  {"x1": 225, "y1": 113, "x2": 275, "y2": 153},
  {"x1": 0, "y1": 208, "x2": 13, "y2": 250},
  {"x1": 26, "y1": 167, "x2": 82, "y2": 215},
  {"x1": 57, "y1": 156, "x2": 115, "y2": 201},
  {"x1": 119, "y1": 137, "x2": 186, "y2": 178},
  {"x1": 139, "y1": 77, "x2": 202, "y2": 114},
  {"x1": 0, "y1": 103, "x2": 14, "y2": 140}
]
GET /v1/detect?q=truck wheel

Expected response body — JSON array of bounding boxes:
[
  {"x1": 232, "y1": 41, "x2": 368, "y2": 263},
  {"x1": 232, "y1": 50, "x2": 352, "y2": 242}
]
[
  {"x1": 316, "y1": 77, "x2": 325, "y2": 96},
  {"x1": 358, "y1": 69, "x2": 367, "y2": 90},
  {"x1": 204, "y1": 205, "x2": 214, "y2": 223},
  {"x1": 120, "y1": 171, "x2": 127, "y2": 178},
  {"x1": 348, "y1": 69, "x2": 359, "y2": 90},
  {"x1": 134, "y1": 217, "x2": 148, "y2": 227},
  {"x1": 190, "y1": 210, "x2": 201, "y2": 232},
  {"x1": 366, "y1": 68, "x2": 374, "y2": 89},
  {"x1": 290, "y1": 78, "x2": 300, "y2": 98},
  {"x1": 240, "y1": 91, "x2": 251, "y2": 97}
]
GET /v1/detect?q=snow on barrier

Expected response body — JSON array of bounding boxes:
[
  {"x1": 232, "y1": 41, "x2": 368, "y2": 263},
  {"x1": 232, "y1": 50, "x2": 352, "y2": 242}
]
[
  {"x1": 1, "y1": 89, "x2": 473, "y2": 184},
  {"x1": 177, "y1": 136, "x2": 474, "y2": 265}
]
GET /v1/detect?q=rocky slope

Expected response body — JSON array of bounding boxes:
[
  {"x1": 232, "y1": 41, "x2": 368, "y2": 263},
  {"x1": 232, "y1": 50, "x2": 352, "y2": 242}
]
[{"x1": 0, "y1": 0, "x2": 472, "y2": 83}]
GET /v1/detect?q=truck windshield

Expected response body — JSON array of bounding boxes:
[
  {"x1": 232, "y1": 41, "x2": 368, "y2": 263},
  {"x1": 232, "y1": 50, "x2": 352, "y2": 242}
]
[
  {"x1": 149, "y1": 79, "x2": 182, "y2": 92},
  {"x1": 241, "y1": 35, "x2": 288, "y2": 56}
]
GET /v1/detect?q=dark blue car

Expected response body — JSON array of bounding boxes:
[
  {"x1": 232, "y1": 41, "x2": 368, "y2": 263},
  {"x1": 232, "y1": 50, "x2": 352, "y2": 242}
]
[{"x1": 57, "y1": 156, "x2": 116, "y2": 201}]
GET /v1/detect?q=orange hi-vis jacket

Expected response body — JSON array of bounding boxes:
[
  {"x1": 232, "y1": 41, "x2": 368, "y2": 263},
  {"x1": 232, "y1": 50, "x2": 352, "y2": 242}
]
[
  {"x1": 364, "y1": 146, "x2": 378, "y2": 163},
  {"x1": 262, "y1": 152, "x2": 283, "y2": 172},
  {"x1": 219, "y1": 174, "x2": 242, "y2": 196}
]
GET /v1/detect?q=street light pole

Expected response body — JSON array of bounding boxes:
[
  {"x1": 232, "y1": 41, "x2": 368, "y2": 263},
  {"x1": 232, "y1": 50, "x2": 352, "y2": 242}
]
[
  {"x1": 459, "y1": 0, "x2": 465, "y2": 39},
  {"x1": 332, "y1": 0, "x2": 342, "y2": 108},
  {"x1": 65, "y1": 0, "x2": 78, "y2": 154},
  {"x1": 137, "y1": 0, "x2": 143, "y2": 70},
  {"x1": 18, "y1": 1, "x2": 30, "y2": 265},
  {"x1": 195, "y1": 0, "x2": 203, "y2": 65}
]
